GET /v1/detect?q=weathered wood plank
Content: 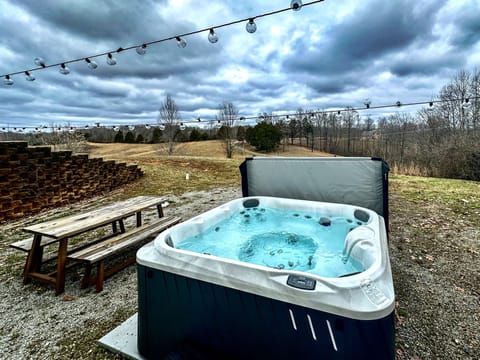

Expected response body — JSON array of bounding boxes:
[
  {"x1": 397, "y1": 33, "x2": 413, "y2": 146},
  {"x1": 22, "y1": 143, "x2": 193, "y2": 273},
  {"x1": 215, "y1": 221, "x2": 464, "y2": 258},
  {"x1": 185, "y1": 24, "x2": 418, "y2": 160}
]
[
  {"x1": 9, "y1": 236, "x2": 57, "y2": 252},
  {"x1": 23, "y1": 196, "x2": 165, "y2": 239},
  {"x1": 68, "y1": 216, "x2": 181, "y2": 263}
]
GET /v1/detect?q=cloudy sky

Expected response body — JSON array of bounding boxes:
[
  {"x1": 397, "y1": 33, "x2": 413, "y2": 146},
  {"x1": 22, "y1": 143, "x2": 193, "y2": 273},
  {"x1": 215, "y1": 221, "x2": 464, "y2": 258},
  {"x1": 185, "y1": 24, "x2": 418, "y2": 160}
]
[{"x1": 0, "y1": 0, "x2": 479, "y2": 129}]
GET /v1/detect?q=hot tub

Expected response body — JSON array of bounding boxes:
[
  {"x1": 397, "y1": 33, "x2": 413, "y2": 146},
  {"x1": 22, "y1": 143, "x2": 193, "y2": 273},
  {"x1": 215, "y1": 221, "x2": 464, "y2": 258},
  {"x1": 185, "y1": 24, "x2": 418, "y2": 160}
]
[{"x1": 137, "y1": 196, "x2": 395, "y2": 359}]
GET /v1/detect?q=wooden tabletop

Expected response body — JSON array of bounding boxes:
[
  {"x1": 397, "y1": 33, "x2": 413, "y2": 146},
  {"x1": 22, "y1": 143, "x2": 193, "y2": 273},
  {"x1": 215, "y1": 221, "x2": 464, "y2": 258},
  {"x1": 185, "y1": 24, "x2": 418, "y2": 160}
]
[{"x1": 23, "y1": 195, "x2": 165, "y2": 239}]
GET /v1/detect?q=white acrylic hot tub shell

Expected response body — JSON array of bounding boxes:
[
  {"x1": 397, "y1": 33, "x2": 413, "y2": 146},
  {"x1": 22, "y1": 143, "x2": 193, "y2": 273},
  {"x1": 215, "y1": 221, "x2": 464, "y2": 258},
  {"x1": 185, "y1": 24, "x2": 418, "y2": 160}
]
[{"x1": 137, "y1": 196, "x2": 395, "y2": 321}]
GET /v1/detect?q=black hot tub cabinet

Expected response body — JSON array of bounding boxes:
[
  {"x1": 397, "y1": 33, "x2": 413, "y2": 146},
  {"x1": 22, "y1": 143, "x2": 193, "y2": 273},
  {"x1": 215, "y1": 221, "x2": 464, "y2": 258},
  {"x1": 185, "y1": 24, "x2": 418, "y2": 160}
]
[{"x1": 136, "y1": 196, "x2": 395, "y2": 359}]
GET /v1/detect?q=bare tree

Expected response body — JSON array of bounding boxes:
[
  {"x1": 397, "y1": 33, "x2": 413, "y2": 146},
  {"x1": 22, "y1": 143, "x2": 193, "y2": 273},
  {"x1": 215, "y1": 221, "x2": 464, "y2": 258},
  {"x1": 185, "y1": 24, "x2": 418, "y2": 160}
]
[
  {"x1": 158, "y1": 94, "x2": 181, "y2": 155},
  {"x1": 216, "y1": 102, "x2": 238, "y2": 158}
]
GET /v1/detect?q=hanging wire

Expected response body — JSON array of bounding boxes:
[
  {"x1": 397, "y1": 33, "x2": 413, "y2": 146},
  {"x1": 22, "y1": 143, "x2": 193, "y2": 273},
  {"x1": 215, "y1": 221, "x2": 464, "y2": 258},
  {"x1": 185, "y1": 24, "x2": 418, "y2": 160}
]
[
  {"x1": 0, "y1": 1, "x2": 325, "y2": 80},
  {"x1": 0, "y1": 96, "x2": 478, "y2": 132}
]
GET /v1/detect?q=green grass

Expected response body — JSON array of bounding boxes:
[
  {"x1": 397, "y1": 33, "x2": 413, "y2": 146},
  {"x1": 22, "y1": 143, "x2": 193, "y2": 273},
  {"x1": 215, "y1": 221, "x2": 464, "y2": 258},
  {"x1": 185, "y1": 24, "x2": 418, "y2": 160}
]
[
  {"x1": 390, "y1": 174, "x2": 480, "y2": 225},
  {"x1": 113, "y1": 156, "x2": 243, "y2": 198}
]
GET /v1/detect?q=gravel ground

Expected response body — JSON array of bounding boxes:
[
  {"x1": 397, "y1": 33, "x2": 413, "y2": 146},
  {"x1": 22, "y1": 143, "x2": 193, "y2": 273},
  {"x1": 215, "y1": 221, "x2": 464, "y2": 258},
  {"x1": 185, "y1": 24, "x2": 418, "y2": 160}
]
[{"x1": 0, "y1": 186, "x2": 478, "y2": 359}]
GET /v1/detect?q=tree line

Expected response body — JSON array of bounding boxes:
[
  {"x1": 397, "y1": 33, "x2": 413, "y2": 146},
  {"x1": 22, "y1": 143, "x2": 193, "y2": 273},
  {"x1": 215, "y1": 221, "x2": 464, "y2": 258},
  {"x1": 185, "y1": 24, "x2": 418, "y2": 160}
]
[{"x1": 4, "y1": 70, "x2": 478, "y2": 181}]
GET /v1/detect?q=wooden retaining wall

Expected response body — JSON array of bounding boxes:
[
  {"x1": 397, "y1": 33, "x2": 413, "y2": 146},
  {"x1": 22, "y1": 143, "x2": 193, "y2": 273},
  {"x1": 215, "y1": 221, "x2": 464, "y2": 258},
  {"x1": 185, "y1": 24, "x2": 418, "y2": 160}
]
[{"x1": 0, "y1": 141, "x2": 144, "y2": 222}]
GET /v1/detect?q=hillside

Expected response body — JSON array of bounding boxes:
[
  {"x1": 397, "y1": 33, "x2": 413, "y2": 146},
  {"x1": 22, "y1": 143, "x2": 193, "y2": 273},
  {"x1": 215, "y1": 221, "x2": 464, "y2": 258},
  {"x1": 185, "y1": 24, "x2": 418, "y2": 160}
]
[{"x1": 87, "y1": 140, "x2": 334, "y2": 160}]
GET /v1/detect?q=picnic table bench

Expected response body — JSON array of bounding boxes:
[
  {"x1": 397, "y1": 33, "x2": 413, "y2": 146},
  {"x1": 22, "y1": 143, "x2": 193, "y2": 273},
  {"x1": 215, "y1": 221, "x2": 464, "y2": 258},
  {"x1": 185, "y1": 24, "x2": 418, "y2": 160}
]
[
  {"x1": 13, "y1": 195, "x2": 180, "y2": 294},
  {"x1": 68, "y1": 215, "x2": 180, "y2": 292}
]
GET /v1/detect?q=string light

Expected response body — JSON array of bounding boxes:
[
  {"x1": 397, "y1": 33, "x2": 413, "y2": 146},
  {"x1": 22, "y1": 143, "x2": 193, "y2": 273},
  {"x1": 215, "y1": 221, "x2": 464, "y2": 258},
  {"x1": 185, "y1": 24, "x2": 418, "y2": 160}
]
[
  {"x1": 364, "y1": 98, "x2": 371, "y2": 109},
  {"x1": 34, "y1": 57, "x2": 46, "y2": 68},
  {"x1": 4, "y1": 75, "x2": 14, "y2": 85},
  {"x1": 135, "y1": 44, "x2": 147, "y2": 55},
  {"x1": 291, "y1": 0, "x2": 303, "y2": 11},
  {"x1": 245, "y1": 18, "x2": 257, "y2": 33},
  {"x1": 1, "y1": 96, "x2": 477, "y2": 132},
  {"x1": 59, "y1": 63, "x2": 70, "y2": 75},
  {"x1": 208, "y1": 29, "x2": 219, "y2": 44},
  {"x1": 85, "y1": 58, "x2": 98, "y2": 69},
  {"x1": 462, "y1": 98, "x2": 472, "y2": 109},
  {"x1": 25, "y1": 71, "x2": 35, "y2": 81},
  {"x1": 176, "y1": 36, "x2": 187, "y2": 48},
  {"x1": 1, "y1": 1, "x2": 324, "y2": 82},
  {"x1": 106, "y1": 53, "x2": 117, "y2": 65}
]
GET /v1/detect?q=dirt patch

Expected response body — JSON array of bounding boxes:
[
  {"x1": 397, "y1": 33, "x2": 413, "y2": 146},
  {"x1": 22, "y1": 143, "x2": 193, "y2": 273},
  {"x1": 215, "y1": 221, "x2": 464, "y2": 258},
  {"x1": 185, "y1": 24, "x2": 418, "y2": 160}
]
[{"x1": 390, "y1": 192, "x2": 479, "y2": 359}]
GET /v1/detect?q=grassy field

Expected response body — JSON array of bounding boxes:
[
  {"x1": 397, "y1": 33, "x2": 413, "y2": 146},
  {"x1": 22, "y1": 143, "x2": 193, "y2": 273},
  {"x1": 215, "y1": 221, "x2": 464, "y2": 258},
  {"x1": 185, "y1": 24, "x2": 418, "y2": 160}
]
[{"x1": 87, "y1": 140, "x2": 333, "y2": 197}]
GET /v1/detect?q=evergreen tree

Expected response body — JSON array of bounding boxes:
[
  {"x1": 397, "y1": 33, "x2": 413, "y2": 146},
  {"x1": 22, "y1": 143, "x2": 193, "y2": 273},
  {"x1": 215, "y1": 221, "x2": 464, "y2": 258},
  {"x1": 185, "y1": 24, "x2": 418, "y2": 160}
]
[
  {"x1": 114, "y1": 131, "x2": 124, "y2": 143},
  {"x1": 124, "y1": 131, "x2": 135, "y2": 143}
]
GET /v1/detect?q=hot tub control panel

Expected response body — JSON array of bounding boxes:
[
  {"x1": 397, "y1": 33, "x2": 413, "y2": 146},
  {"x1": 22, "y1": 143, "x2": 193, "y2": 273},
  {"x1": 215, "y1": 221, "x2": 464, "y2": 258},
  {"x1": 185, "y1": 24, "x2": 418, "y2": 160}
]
[{"x1": 287, "y1": 275, "x2": 316, "y2": 290}]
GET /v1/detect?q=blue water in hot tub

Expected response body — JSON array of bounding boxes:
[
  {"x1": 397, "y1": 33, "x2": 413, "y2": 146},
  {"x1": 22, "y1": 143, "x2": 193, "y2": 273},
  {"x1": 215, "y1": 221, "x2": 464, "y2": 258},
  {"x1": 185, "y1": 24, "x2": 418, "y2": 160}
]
[{"x1": 176, "y1": 206, "x2": 365, "y2": 277}]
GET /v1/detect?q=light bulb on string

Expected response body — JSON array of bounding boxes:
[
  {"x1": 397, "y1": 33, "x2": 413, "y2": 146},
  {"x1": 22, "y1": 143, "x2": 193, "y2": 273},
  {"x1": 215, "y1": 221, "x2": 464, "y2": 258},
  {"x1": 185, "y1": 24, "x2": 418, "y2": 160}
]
[
  {"x1": 4, "y1": 75, "x2": 14, "y2": 86},
  {"x1": 363, "y1": 98, "x2": 371, "y2": 109},
  {"x1": 145, "y1": 124, "x2": 151, "y2": 129},
  {"x1": 176, "y1": 37, "x2": 187, "y2": 48},
  {"x1": 85, "y1": 58, "x2": 98, "y2": 69},
  {"x1": 34, "y1": 57, "x2": 46, "y2": 68},
  {"x1": 462, "y1": 98, "x2": 472, "y2": 109},
  {"x1": 239, "y1": 117, "x2": 245, "y2": 121},
  {"x1": 427, "y1": 102, "x2": 434, "y2": 112},
  {"x1": 208, "y1": 29, "x2": 219, "y2": 43},
  {"x1": 24, "y1": 71, "x2": 36, "y2": 81},
  {"x1": 136, "y1": 44, "x2": 147, "y2": 55},
  {"x1": 159, "y1": 124, "x2": 165, "y2": 130},
  {"x1": 128, "y1": 125, "x2": 135, "y2": 131},
  {"x1": 106, "y1": 53, "x2": 117, "y2": 65},
  {"x1": 179, "y1": 123, "x2": 186, "y2": 131},
  {"x1": 290, "y1": 0, "x2": 303, "y2": 11},
  {"x1": 113, "y1": 126, "x2": 120, "y2": 132},
  {"x1": 246, "y1": 18, "x2": 257, "y2": 33},
  {"x1": 59, "y1": 63, "x2": 70, "y2": 75}
]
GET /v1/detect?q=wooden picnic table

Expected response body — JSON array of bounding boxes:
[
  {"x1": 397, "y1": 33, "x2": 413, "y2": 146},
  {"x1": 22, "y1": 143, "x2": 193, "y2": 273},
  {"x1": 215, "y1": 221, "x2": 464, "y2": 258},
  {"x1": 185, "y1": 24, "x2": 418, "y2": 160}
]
[{"x1": 21, "y1": 195, "x2": 166, "y2": 295}]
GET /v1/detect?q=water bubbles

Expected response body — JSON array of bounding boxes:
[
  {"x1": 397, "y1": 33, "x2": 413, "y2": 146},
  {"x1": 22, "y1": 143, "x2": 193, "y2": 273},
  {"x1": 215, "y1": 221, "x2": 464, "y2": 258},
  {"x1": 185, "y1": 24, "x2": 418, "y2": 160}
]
[{"x1": 239, "y1": 232, "x2": 318, "y2": 271}]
